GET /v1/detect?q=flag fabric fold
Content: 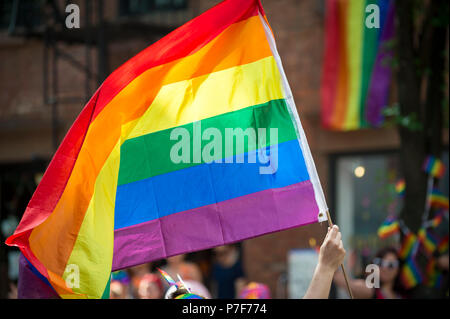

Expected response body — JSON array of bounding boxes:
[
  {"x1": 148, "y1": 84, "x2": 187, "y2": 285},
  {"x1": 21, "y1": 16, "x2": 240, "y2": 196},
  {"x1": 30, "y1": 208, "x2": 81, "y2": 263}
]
[{"x1": 6, "y1": 0, "x2": 327, "y2": 298}]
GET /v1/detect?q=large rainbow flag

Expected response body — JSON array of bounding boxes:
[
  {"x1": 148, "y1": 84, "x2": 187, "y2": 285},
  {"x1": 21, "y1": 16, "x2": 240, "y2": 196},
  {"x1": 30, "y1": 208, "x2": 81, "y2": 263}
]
[
  {"x1": 6, "y1": 0, "x2": 327, "y2": 298},
  {"x1": 321, "y1": 0, "x2": 395, "y2": 130}
]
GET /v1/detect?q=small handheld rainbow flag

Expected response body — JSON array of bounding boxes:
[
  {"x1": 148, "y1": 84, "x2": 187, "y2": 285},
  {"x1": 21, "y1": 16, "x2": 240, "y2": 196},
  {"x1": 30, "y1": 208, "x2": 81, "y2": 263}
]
[
  {"x1": 377, "y1": 217, "x2": 400, "y2": 239},
  {"x1": 398, "y1": 232, "x2": 418, "y2": 260},
  {"x1": 175, "y1": 293, "x2": 204, "y2": 299},
  {"x1": 395, "y1": 179, "x2": 405, "y2": 197},
  {"x1": 418, "y1": 228, "x2": 438, "y2": 257},
  {"x1": 423, "y1": 155, "x2": 446, "y2": 178},
  {"x1": 157, "y1": 268, "x2": 177, "y2": 287},
  {"x1": 400, "y1": 257, "x2": 423, "y2": 290},
  {"x1": 429, "y1": 189, "x2": 449, "y2": 210}
]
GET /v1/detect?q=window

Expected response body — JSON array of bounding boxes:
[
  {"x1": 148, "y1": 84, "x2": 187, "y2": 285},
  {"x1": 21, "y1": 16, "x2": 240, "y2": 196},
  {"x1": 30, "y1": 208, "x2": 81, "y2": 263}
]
[
  {"x1": 333, "y1": 153, "x2": 401, "y2": 250},
  {"x1": 0, "y1": 0, "x2": 43, "y2": 31}
]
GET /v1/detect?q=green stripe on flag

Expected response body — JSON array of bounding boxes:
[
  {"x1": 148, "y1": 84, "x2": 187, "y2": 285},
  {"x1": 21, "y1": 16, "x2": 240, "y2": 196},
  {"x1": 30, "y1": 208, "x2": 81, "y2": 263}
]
[
  {"x1": 101, "y1": 276, "x2": 111, "y2": 299},
  {"x1": 118, "y1": 98, "x2": 297, "y2": 186},
  {"x1": 358, "y1": 0, "x2": 380, "y2": 127}
]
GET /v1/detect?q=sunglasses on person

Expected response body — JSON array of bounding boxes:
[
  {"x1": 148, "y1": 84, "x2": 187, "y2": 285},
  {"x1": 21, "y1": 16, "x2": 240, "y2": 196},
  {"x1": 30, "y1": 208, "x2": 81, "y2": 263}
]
[{"x1": 373, "y1": 258, "x2": 399, "y2": 269}]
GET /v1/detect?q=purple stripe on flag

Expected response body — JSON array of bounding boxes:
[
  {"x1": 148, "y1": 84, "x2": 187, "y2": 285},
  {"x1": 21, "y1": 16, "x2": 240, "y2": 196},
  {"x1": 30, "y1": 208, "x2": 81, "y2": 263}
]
[
  {"x1": 112, "y1": 180, "x2": 319, "y2": 271},
  {"x1": 365, "y1": 1, "x2": 395, "y2": 126}
]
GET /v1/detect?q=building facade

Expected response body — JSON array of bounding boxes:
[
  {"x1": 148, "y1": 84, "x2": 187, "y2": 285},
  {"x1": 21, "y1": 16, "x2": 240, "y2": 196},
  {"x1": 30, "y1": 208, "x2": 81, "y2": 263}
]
[{"x1": 0, "y1": 0, "x2": 448, "y2": 299}]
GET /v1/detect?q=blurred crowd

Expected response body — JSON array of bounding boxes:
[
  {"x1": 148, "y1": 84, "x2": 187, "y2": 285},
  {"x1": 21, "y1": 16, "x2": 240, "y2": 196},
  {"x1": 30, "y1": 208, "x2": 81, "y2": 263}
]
[
  {"x1": 5, "y1": 242, "x2": 448, "y2": 299},
  {"x1": 109, "y1": 244, "x2": 270, "y2": 299},
  {"x1": 333, "y1": 247, "x2": 449, "y2": 299}
]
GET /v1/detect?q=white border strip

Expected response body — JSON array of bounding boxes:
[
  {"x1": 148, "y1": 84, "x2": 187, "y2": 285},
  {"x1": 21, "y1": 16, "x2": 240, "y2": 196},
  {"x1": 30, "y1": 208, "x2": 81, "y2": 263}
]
[{"x1": 258, "y1": 13, "x2": 328, "y2": 222}]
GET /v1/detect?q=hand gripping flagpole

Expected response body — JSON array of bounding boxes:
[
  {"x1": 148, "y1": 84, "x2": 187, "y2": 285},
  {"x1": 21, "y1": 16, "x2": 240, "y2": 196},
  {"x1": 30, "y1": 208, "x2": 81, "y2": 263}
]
[{"x1": 325, "y1": 209, "x2": 354, "y2": 299}]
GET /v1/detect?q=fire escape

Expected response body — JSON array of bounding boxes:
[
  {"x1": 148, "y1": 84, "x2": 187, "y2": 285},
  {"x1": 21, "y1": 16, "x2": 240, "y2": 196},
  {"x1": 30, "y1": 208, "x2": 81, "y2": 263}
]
[{"x1": 5, "y1": 0, "x2": 194, "y2": 150}]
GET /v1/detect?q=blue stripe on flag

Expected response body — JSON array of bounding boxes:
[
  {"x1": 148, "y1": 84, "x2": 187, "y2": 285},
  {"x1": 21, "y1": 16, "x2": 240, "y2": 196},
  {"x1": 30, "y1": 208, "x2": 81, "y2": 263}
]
[{"x1": 114, "y1": 139, "x2": 310, "y2": 229}]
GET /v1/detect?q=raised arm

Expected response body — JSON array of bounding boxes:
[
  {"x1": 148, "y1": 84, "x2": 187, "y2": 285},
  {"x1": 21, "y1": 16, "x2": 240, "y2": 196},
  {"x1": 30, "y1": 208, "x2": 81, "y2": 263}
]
[{"x1": 303, "y1": 225, "x2": 345, "y2": 299}]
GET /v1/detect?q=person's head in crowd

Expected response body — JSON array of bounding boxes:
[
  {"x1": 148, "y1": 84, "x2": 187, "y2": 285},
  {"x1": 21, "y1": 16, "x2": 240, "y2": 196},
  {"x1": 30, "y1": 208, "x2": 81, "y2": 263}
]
[
  {"x1": 238, "y1": 282, "x2": 271, "y2": 299},
  {"x1": 127, "y1": 263, "x2": 152, "y2": 298},
  {"x1": 137, "y1": 273, "x2": 163, "y2": 299},
  {"x1": 110, "y1": 270, "x2": 130, "y2": 299},
  {"x1": 110, "y1": 280, "x2": 127, "y2": 299},
  {"x1": 214, "y1": 244, "x2": 238, "y2": 267},
  {"x1": 167, "y1": 254, "x2": 186, "y2": 265},
  {"x1": 372, "y1": 246, "x2": 402, "y2": 287},
  {"x1": 128, "y1": 263, "x2": 151, "y2": 278},
  {"x1": 334, "y1": 244, "x2": 405, "y2": 299},
  {"x1": 436, "y1": 253, "x2": 449, "y2": 272},
  {"x1": 164, "y1": 254, "x2": 203, "y2": 282}
]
